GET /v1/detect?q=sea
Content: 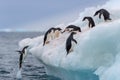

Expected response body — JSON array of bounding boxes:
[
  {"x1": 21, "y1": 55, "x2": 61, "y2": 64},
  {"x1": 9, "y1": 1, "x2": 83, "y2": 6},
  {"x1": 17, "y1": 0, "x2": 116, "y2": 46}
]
[{"x1": 0, "y1": 32, "x2": 60, "y2": 80}]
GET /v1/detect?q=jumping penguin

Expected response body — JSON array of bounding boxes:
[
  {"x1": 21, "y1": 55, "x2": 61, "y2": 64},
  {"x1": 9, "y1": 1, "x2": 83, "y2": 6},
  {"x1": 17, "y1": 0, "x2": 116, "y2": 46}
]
[
  {"x1": 66, "y1": 32, "x2": 77, "y2": 55},
  {"x1": 16, "y1": 46, "x2": 29, "y2": 69},
  {"x1": 43, "y1": 27, "x2": 56, "y2": 46},
  {"x1": 82, "y1": 16, "x2": 95, "y2": 28},
  {"x1": 94, "y1": 9, "x2": 112, "y2": 21}
]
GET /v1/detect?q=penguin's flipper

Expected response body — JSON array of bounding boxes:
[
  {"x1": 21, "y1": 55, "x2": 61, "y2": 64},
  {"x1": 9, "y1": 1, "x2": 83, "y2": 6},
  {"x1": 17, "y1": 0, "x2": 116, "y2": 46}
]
[
  {"x1": 16, "y1": 50, "x2": 22, "y2": 54},
  {"x1": 72, "y1": 39, "x2": 77, "y2": 44}
]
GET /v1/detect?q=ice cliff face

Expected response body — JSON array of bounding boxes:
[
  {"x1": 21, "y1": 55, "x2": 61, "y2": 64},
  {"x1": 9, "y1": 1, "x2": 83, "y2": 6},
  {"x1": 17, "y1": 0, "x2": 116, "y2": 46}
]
[{"x1": 18, "y1": 0, "x2": 120, "y2": 80}]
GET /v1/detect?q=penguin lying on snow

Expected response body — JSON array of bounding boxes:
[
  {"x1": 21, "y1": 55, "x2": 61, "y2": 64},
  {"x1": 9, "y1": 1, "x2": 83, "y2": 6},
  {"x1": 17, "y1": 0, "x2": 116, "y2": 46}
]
[
  {"x1": 94, "y1": 9, "x2": 112, "y2": 21},
  {"x1": 16, "y1": 46, "x2": 29, "y2": 69},
  {"x1": 63, "y1": 25, "x2": 81, "y2": 33},
  {"x1": 43, "y1": 27, "x2": 62, "y2": 46},
  {"x1": 82, "y1": 16, "x2": 95, "y2": 28},
  {"x1": 66, "y1": 32, "x2": 77, "y2": 55}
]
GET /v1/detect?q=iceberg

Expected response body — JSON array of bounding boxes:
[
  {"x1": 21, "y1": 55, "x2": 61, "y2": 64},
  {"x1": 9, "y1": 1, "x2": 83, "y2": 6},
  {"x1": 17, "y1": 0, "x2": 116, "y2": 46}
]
[{"x1": 17, "y1": 0, "x2": 120, "y2": 80}]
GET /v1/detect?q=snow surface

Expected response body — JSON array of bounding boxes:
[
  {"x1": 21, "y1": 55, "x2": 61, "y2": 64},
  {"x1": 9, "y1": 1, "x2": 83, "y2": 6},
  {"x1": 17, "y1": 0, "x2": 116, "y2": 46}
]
[{"x1": 18, "y1": 0, "x2": 120, "y2": 80}]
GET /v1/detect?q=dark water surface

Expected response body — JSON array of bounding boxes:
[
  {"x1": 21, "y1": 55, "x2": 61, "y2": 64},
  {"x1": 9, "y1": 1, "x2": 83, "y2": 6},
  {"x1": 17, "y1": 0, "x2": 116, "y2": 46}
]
[{"x1": 0, "y1": 32, "x2": 60, "y2": 80}]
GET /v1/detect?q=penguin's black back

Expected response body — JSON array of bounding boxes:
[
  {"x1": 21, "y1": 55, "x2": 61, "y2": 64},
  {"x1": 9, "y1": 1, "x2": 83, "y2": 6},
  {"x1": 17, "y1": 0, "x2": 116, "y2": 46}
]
[
  {"x1": 66, "y1": 25, "x2": 81, "y2": 32},
  {"x1": 100, "y1": 9, "x2": 110, "y2": 15},
  {"x1": 88, "y1": 17, "x2": 95, "y2": 27},
  {"x1": 101, "y1": 9, "x2": 111, "y2": 20},
  {"x1": 66, "y1": 25, "x2": 76, "y2": 28},
  {"x1": 73, "y1": 27, "x2": 81, "y2": 32},
  {"x1": 83, "y1": 17, "x2": 95, "y2": 27}
]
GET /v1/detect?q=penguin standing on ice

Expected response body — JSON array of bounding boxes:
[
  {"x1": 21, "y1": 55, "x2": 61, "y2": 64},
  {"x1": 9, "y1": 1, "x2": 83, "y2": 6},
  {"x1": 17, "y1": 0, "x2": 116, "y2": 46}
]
[
  {"x1": 82, "y1": 16, "x2": 95, "y2": 28},
  {"x1": 16, "y1": 46, "x2": 29, "y2": 69},
  {"x1": 66, "y1": 32, "x2": 77, "y2": 55},
  {"x1": 94, "y1": 9, "x2": 112, "y2": 21},
  {"x1": 43, "y1": 27, "x2": 56, "y2": 46}
]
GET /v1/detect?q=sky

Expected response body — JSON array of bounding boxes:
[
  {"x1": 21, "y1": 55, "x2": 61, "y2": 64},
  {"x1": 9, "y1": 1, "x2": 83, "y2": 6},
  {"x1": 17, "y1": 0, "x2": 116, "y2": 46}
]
[{"x1": 0, "y1": 0, "x2": 108, "y2": 32}]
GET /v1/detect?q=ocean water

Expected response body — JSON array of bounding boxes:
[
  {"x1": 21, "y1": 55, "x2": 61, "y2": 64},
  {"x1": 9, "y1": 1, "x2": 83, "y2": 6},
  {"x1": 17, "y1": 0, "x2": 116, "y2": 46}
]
[{"x1": 0, "y1": 32, "x2": 60, "y2": 80}]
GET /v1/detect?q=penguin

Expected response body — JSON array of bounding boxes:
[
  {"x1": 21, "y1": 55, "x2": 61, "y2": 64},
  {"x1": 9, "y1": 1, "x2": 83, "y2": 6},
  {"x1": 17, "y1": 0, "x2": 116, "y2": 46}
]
[
  {"x1": 82, "y1": 16, "x2": 95, "y2": 28},
  {"x1": 54, "y1": 28, "x2": 62, "y2": 38},
  {"x1": 43, "y1": 27, "x2": 56, "y2": 46},
  {"x1": 63, "y1": 25, "x2": 81, "y2": 33},
  {"x1": 66, "y1": 32, "x2": 77, "y2": 55},
  {"x1": 94, "y1": 9, "x2": 112, "y2": 21},
  {"x1": 16, "y1": 46, "x2": 29, "y2": 69}
]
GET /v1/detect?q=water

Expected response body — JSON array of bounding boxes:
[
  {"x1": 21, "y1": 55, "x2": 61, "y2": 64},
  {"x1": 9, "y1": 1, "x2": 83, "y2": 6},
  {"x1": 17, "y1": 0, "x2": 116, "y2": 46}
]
[{"x1": 0, "y1": 32, "x2": 60, "y2": 80}]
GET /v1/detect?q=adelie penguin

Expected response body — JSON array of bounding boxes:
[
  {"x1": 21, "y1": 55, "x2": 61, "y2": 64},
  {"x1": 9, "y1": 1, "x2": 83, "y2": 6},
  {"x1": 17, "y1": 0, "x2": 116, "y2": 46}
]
[
  {"x1": 16, "y1": 46, "x2": 29, "y2": 69},
  {"x1": 43, "y1": 27, "x2": 62, "y2": 46},
  {"x1": 43, "y1": 27, "x2": 56, "y2": 46},
  {"x1": 66, "y1": 32, "x2": 77, "y2": 55},
  {"x1": 82, "y1": 16, "x2": 95, "y2": 28},
  {"x1": 94, "y1": 9, "x2": 112, "y2": 21},
  {"x1": 63, "y1": 25, "x2": 81, "y2": 33}
]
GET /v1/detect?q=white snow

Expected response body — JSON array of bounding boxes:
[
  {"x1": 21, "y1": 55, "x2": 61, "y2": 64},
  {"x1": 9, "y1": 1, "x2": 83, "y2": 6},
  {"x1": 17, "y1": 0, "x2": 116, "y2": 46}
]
[{"x1": 18, "y1": 0, "x2": 120, "y2": 80}]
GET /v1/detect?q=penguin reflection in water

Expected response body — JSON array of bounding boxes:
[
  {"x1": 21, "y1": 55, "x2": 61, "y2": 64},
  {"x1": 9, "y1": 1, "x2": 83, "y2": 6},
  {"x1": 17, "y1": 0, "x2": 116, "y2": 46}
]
[
  {"x1": 43, "y1": 27, "x2": 62, "y2": 46},
  {"x1": 82, "y1": 16, "x2": 95, "y2": 28},
  {"x1": 66, "y1": 32, "x2": 77, "y2": 55},
  {"x1": 16, "y1": 46, "x2": 29, "y2": 69}
]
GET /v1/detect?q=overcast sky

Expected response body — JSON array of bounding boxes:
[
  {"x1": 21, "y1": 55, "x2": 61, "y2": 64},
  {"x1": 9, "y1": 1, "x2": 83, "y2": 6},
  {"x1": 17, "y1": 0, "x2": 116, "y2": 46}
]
[{"x1": 0, "y1": 0, "x2": 108, "y2": 32}]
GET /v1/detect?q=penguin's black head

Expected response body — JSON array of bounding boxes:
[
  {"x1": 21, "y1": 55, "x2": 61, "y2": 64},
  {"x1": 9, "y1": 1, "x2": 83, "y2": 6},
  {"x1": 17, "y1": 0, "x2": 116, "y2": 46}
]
[
  {"x1": 48, "y1": 27, "x2": 56, "y2": 32},
  {"x1": 56, "y1": 28, "x2": 62, "y2": 31},
  {"x1": 94, "y1": 10, "x2": 100, "y2": 16},
  {"x1": 82, "y1": 17, "x2": 87, "y2": 21},
  {"x1": 24, "y1": 46, "x2": 29, "y2": 49}
]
